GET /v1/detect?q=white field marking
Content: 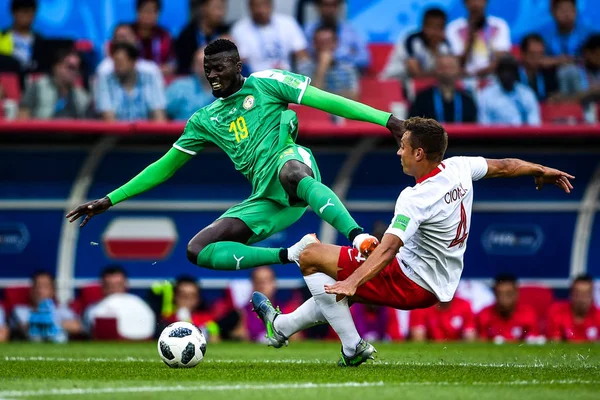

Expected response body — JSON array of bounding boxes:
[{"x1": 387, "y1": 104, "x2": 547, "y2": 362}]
[
  {"x1": 2, "y1": 380, "x2": 600, "y2": 398},
  {"x1": 2, "y1": 356, "x2": 598, "y2": 369},
  {"x1": 0, "y1": 382, "x2": 383, "y2": 398}
]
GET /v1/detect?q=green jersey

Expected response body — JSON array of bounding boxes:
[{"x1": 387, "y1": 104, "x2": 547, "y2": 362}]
[{"x1": 174, "y1": 69, "x2": 311, "y2": 186}]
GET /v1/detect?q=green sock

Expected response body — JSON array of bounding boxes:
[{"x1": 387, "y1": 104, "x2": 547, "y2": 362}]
[
  {"x1": 196, "y1": 241, "x2": 283, "y2": 270},
  {"x1": 296, "y1": 176, "x2": 362, "y2": 240}
]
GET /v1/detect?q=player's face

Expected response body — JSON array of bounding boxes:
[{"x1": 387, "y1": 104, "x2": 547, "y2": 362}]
[
  {"x1": 494, "y1": 282, "x2": 518, "y2": 313},
  {"x1": 571, "y1": 281, "x2": 593, "y2": 315},
  {"x1": 397, "y1": 132, "x2": 418, "y2": 176},
  {"x1": 175, "y1": 282, "x2": 200, "y2": 311},
  {"x1": 204, "y1": 53, "x2": 242, "y2": 97}
]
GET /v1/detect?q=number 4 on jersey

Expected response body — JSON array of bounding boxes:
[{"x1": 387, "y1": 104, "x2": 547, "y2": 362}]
[{"x1": 449, "y1": 201, "x2": 469, "y2": 248}]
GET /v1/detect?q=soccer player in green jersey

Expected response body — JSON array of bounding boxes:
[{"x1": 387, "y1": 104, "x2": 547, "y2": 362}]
[{"x1": 66, "y1": 39, "x2": 405, "y2": 272}]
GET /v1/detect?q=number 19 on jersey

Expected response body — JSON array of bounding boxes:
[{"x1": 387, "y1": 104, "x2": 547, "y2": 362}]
[{"x1": 229, "y1": 116, "x2": 249, "y2": 143}]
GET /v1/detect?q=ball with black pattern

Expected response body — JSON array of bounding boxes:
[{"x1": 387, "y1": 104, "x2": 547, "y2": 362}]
[{"x1": 157, "y1": 321, "x2": 207, "y2": 368}]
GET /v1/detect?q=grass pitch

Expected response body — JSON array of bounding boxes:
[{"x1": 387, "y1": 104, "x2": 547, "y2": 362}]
[{"x1": 0, "y1": 341, "x2": 598, "y2": 399}]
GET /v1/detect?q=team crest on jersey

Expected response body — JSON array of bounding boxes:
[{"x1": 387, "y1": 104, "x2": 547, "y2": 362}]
[{"x1": 243, "y1": 95, "x2": 255, "y2": 110}]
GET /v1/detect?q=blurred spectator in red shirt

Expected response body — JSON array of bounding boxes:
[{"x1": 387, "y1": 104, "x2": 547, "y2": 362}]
[
  {"x1": 547, "y1": 275, "x2": 600, "y2": 342},
  {"x1": 162, "y1": 276, "x2": 220, "y2": 342},
  {"x1": 175, "y1": 0, "x2": 231, "y2": 75},
  {"x1": 477, "y1": 274, "x2": 541, "y2": 343},
  {"x1": 350, "y1": 303, "x2": 404, "y2": 341},
  {"x1": 410, "y1": 298, "x2": 476, "y2": 342},
  {"x1": 131, "y1": 0, "x2": 175, "y2": 76}
]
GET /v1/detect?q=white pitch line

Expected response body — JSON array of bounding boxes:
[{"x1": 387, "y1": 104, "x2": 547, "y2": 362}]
[
  {"x1": 2, "y1": 380, "x2": 600, "y2": 398},
  {"x1": 0, "y1": 382, "x2": 383, "y2": 398},
  {"x1": 2, "y1": 356, "x2": 598, "y2": 369}
]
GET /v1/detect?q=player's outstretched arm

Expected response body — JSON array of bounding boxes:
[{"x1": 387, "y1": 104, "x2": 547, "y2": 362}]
[
  {"x1": 484, "y1": 158, "x2": 575, "y2": 193},
  {"x1": 325, "y1": 234, "x2": 403, "y2": 297},
  {"x1": 300, "y1": 85, "x2": 405, "y2": 137},
  {"x1": 66, "y1": 148, "x2": 193, "y2": 227}
]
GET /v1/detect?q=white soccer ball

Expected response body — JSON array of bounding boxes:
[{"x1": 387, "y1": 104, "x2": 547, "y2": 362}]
[{"x1": 157, "y1": 321, "x2": 207, "y2": 368}]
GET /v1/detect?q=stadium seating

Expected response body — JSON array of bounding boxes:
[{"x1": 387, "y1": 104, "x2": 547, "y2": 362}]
[
  {"x1": 541, "y1": 103, "x2": 586, "y2": 124},
  {"x1": 70, "y1": 284, "x2": 104, "y2": 316},
  {"x1": 359, "y1": 77, "x2": 404, "y2": 112},
  {"x1": 0, "y1": 73, "x2": 21, "y2": 100},
  {"x1": 367, "y1": 43, "x2": 393, "y2": 76},
  {"x1": 3, "y1": 286, "x2": 30, "y2": 316}
]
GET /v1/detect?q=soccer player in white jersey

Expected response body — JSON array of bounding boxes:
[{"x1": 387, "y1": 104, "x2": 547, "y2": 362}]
[{"x1": 251, "y1": 116, "x2": 575, "y2": 366}]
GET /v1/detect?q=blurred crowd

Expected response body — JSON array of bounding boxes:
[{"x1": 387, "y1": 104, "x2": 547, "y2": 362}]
[
  {"x1": 0, "y1": 0, "x2": 598, "y2": 124},
  {"x1": 0, "y1": 266, "x2": 599, "y2": 344}
]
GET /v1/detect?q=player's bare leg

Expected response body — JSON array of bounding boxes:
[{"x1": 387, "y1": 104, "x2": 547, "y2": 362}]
[
  {"x1": 279, "y1": 160, "x2": 378, "y2": 256},
  {"x1": 188, "y1": 218, "x2": 287, "y2": 270}
]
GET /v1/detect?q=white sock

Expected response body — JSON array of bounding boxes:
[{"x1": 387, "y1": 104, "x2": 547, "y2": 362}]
[
  {"x1": 303, "y1": 272, "x2": 361, "y2": 356},
  {"x1": 274, "y1": 297, "x2": 326, "y2": 338}
]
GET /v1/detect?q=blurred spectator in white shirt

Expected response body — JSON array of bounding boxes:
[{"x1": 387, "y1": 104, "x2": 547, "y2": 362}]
[
  {"x1": 446, "y1": 0, "x2": 511, "y2": 77},
  {"x1": 304, "y1": 0, "x2": 369, "y2": 70},
  {"x1": 478, "y1": 55, "x2": 540, "y2": 126},
  {"x1": 0, "y1": 304, "x2": 8, "y2": 342},
  {"x1": 94, "y1": 42, "x2": 166, "y2": 121},
  {"x1": 231, "y1": 0, "x2": 308, "y2": 73},
  {"x1": 297, "y1": 24, "x2": 359, "y2": 100},
  {"x1": 166, "y1": 47, "x2": 213, "y2": 120},
  {"x1": 11, "y1": 271, "x2": 82, "y2": 343},
  {"x1": 382, "y1": 8, "x2": 452, "y2": 80}
]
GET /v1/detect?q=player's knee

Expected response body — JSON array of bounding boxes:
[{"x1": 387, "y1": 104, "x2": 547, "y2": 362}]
[
  {"x1": 280, "y1": 161, "x2": 313, "y2": 189},
  {"x1": 186, "y1": 240, "x2": 206, "y2": 265},
  {"x1": 299, "y1": 243, "x2": 322, "y2": 275}
]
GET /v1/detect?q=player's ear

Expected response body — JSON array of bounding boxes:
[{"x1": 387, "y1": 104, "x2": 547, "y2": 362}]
[
  {"x1": 415, "y1": 148, "x2": 425, "y2": 161},
  {"x1": 236, "y1": 61, "x2": 243, "y2": 74}
]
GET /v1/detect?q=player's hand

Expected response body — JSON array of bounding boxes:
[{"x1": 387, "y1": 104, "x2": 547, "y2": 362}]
[
  {"x1": 386, "y1": 115, "x2": 405, "y2": 143},
  {"x1": 324, "y1": 279, "x2": 357, "y2": 298},
  {"x1": 66, "y1": 197, "x2": 112, "y2": 227},
  {"x1": 534, "y1": 167, "x2": 575, "y2": 193}
]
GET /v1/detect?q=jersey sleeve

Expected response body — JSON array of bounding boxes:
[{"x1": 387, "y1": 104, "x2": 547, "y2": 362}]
[
  {"x1": 385, "y1": 189, "x2": 427, "y2": 244},
  {"x1": 456, "y1": 156, "x2": 489, "y2": 181},
  {"x1": 172, "y1": 111, "x2": 208, "y2": 156},
  {"x1": 250, "y1": 69, "x2": 311, "y2": 104}
]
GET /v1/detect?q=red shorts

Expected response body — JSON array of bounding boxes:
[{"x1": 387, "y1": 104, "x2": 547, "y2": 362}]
[{"x1": 337, "y1": 246, "x2": 438, "y2": 310}]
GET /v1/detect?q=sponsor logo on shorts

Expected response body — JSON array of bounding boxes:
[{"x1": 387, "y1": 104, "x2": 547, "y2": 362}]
[
  {"x1": 243, "y1": 95, "x2": 255, "y2": 110},
  {"x1": 392, "y1": 214, "x2": 410, "y2": 231}
]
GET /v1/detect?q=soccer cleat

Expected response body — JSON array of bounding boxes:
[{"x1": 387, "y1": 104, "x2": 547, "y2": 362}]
[
  {"x1": 250, "y1": 291, "x2": 288, "y2": 348},
  {"x1": 338, "y1": 339, "x2": 377, "y2": 367},
  {"x1": 287, "y1": 233, "x2": 320, "y2": 265},
  {"x1": 352, "y1": 233, "x2": 379, "y2": 258}
]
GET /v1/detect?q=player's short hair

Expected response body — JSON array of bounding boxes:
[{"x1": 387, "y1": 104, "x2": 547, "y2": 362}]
[
  {"x1": 582, "y1": 34, "x2": 600, "y2": 53},
  {"x1": 11, "y1": 0, "x2": 37, "y2": 12},
  {"x1": 493, "y1": 273, "x2": 518, "y2": 287},
  {"x1": 423, "y1": 7, "x2": 447, "y2": 23},
  {"x1": 520, "y1": 33, "x2": 546, "y2": 53},
  {"x1": 174, "y1": 275, "x2": 199, "y2": 293},
  {"x1": 136, "y1": 0, "x2": 161, "y2": 11},
  {"x1": 552, "y1": 0, "x2": 576, "y2": 9},
  {"x1": 403, "y1": 117, "x2": 448, "y2": 162},
  {"x1": 110, "y1": 41, "x2": 139, "y2": 61},
  {"x1": 571, "y1": 274, "x2": 593, "y2": 288},
  {"x1": 101, "y1": 265, "x2": 127, "y2": 279},
  {"x1": 204, "y1": 39, "x2": 241, "y2": 60}
]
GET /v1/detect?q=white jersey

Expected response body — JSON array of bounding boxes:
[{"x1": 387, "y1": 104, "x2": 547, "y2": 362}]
[{"x1": 385, "y1": 156, "x2": 489, "y2": 302}]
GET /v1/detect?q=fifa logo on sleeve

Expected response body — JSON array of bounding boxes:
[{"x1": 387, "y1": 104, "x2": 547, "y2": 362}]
[{"x1": 392, "y1": 215, "x2": 410, "y2": 231}]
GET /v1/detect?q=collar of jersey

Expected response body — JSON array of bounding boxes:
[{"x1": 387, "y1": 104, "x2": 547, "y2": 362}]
[
  {"x1": 218, "y1": 77, "x2": 247, "y2": 100},
  {"x1": 416, "y1": 162, "x2": 446, "y2": 184}
]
